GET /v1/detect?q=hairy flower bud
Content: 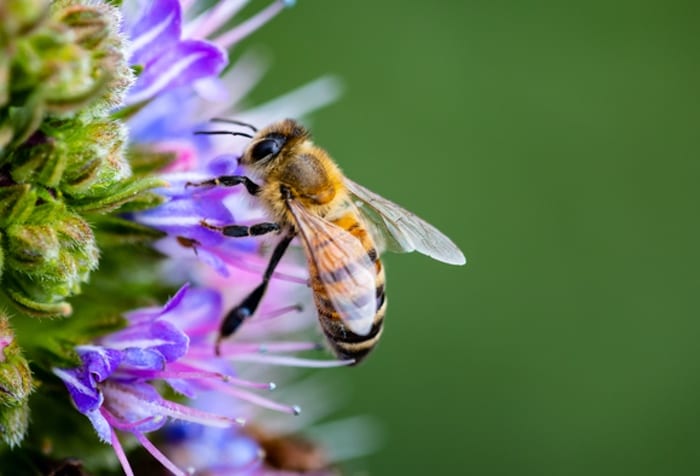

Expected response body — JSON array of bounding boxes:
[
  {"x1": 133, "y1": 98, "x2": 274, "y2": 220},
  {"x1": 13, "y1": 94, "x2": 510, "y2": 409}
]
[
  {"x1": 51, "y1": 0, "x2": 134, "y2": 115},
  {"x1": 60, "y1": 119, "x2": 131, "y2": 198},
  {"x1": 2, "y1": 202, "x2": 97, "y2": 317},
  {"x1": 0, "y1": 314, "x2": 33, "y2": 447},
  {"x1": 4, "y1": 118, "x2": 131, "y2": 199},
  {"x1": 0, "y1": 0, "x2": 133, "y2": 150},
  {"x1": 0, "y1": 0, "x2": 49, "y2": 41}
]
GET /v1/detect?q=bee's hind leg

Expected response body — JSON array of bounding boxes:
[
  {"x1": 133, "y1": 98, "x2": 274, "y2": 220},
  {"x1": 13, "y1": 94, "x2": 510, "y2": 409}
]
[{"x1": 216, "y1": 232, "x2": 295, "y2": 355}]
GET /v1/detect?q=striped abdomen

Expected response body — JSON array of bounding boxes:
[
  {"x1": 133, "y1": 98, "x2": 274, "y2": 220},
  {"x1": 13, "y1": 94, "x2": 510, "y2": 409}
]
[{"x1": 311, "y1": 211, "x2": 387, "y2": 364}]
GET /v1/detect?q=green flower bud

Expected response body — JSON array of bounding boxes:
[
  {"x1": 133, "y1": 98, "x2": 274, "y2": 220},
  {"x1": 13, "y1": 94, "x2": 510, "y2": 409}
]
[
  {"x1": 4, "y1": 117, "x2": 131, "y2": 198},
  {"x1": 59, "y1": 5, "x2": 111, "y2": 49},
  {"x1": 0, "y1": 0, "x2": 134, "y2": 149},
  {"x1": 5, "y1": 223, "x2": 60, "y2": 269},
  {"x1": 0, "y1": 0, "x2": 160, "y2": 317},
  {"x1": 0, "y1": 184, "x2": 37, "y2": 228},
  {"x1": 4, "y1": 133, "x2": 66, "y2": 188},
  {"x1": 51, "y1": 0, "x2": 134, "y2": 116},
  {"x1": 0, "y1": 0, "x2": 49, "y2": 42},
  {"x1": 0, "y1": 400, "x2": 30, "y2": 448},
  {"x1": 2, "y1": 202, "x2": 98, "y2": 317},
  {"x1": 59, "y1": 118, "x2": 130, "y2": 198},
  {"x1": 0, "y1": 314, "x2": 33, "y2": 447}
]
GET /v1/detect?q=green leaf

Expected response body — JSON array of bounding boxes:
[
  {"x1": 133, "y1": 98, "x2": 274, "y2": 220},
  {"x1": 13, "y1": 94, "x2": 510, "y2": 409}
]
[
  {"x1": 67, "y1": 176, "x2": 166, "y2": 213},
  {"x1": 91, "y1": 215, "x2": 165, "y2": 247},
  {"x1": 3, "y1": 286, "x2": 72, "y2": 318}
]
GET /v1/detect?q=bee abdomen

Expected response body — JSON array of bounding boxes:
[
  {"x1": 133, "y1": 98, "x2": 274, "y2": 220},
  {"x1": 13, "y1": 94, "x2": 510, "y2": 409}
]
[
  {"x1": 317, "y1": 281, "x2": 387, "y2": 364},
  {"x1": 312, "y1": 210, "x2": 387, "y2": 364}
]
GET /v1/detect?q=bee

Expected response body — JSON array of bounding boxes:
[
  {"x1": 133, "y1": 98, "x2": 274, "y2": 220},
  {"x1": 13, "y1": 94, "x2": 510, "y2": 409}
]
[
  {"x1": 244, "y1": 425, "x2": 332, "y2": 473},
  {"x1": 191, "y1": 118, "x2": 466, "y2": 364}
]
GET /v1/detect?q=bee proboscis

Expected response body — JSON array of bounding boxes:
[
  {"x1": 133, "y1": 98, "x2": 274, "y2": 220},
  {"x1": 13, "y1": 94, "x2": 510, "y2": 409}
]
[{"x1": 191, "y1": 118, "x2": 466, "y2": 364}]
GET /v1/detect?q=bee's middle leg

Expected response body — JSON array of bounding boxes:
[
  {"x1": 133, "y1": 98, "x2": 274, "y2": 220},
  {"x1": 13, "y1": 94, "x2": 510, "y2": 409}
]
[
  {"x1": 186, "y1": 175, "x2": 260, "y2": 195},
  {"x1": 201, "y1": 220, "x2": 280, "y2": 237}
]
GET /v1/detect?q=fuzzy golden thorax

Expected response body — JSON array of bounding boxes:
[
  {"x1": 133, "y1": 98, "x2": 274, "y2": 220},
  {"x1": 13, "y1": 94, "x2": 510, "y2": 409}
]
[{"x1": 241, "y1": 119, "x2": 347, "y2": 226}]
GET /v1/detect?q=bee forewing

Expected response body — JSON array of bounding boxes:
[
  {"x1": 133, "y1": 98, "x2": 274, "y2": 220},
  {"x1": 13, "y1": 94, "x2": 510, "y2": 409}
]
[
  {"x1": 287, "y1": 199, "x2": 377, "y2": 336},
  {"x1": 345, "y1": 178, "x2": 466, "y2": 265}
]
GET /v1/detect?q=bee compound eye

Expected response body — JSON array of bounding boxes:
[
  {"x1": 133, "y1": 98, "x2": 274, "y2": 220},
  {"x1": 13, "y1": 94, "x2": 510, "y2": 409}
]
[{"x1": 251, "y1": 138, "x2": 282, "y2": 162}]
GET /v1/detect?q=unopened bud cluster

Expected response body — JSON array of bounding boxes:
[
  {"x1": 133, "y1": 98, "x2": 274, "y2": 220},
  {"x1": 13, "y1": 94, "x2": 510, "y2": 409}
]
[{"x1": 0, "y1": 0, "x2": 158, "y2": 316}]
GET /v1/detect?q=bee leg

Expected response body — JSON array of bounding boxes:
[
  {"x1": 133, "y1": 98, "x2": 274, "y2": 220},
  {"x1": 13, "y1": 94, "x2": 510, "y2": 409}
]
[
  {"x1": 200, "y1": 220, "x2": 280, "y2": 237},
  {"x1": 216, "y1": 233, "x2": 295, "y2": 354},
  {"x1": 185, "y1": 175, "x2": 260, "y2": 195}
]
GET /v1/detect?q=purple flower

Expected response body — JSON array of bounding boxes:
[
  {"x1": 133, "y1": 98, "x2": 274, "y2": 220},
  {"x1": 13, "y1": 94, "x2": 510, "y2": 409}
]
[
  {"x1": 122, "y1": 0, "x2": 342, "y2": 277},
  {"x1": 122, "y1": 0, "x2": 226, "y2": 105},
  {"x1": 121, "y1": 0, "x2": 299, "y2": 107},
  {"x1": 53, "y1": 287, "x2": 234, "y2": 475},
  {"x1": 54, "y1": 284, "x2": 351, "y2": 475},
  {"x1": 53, "y1": 1, "x2": 361, "y2": 473},
  {"x1": 131, "y1": 154, "x2": 260, "y2": 276}
]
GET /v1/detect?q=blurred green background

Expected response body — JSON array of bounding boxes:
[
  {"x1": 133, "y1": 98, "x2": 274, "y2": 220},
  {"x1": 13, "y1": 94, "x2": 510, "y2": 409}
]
[{"x1": 240, "y1": 1, "x2": 700, "y2": 475}]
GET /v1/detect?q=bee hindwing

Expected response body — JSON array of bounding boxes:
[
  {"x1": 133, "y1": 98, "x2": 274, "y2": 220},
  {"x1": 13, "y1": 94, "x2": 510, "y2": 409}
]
[{"x1": 345, "y1": 178, "x2": 466, "y2": 265}]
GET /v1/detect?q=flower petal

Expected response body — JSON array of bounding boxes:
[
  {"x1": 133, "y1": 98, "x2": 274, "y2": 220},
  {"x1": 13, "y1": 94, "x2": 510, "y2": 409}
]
[
  {"x1": 53, "y1": 367, "x2": 104, "y2": 413},
  {"x1": 53, "y1": 346, "x2": 122, "y2": 413},
  {"x1": 86, "y1": 408, "x2": 112, "y2": 443},
  {"x1": 126, "y1": 0, "x2": 182, "y2": 64},
  {"x1": 127, "y1": 40, "x2": 227, "y2": 105},
  {"x1": 104, "y1": 320, "x2": 189, "y2": 364},
  {"x1": 121, "y1": 347, "x2": 166, "y2": 371},
  {"x1": 77, "y1": 345, "x2": 123, "y2": 383}
]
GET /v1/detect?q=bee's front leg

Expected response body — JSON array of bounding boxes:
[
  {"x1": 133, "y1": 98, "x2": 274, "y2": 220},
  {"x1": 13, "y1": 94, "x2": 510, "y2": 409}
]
[{"x1": 186, "y1": 175, "x2": 260, "y2": 195}]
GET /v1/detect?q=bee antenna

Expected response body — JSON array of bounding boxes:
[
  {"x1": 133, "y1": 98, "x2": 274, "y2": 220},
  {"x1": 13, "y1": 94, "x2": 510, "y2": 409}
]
[
  {"x1": 210, "y1": 118, "x2": 259, "y2": 132},
  {"x1": 194, "y1": 130, "x2": 254, "y2": 139}
]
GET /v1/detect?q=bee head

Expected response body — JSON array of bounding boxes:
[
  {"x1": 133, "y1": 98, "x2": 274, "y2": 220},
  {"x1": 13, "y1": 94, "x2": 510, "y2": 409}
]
[{"x1": 241, "y1": 119, "x2": 310, "y2": 169}]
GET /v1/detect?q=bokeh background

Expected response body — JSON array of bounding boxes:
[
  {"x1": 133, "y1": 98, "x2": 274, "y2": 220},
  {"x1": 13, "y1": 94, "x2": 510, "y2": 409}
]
[{"x1": 239, "y1": 1, "x2": 699, "y2": 475}]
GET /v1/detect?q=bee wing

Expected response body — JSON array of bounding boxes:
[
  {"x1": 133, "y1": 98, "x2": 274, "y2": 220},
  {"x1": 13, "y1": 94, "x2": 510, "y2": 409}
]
[
  {"x1": 345, "y1": 178, "x2": 466, "y2": 265},
  {"x1": 287, "y1": 199, "x2": 377, "y2": 336}
]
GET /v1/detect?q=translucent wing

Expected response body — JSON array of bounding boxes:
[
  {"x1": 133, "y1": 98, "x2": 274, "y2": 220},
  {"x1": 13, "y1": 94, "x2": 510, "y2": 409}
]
[
  {"x1": 287, "y1": 199, "x2": 377, "y2": 336},
  {"x1": 345, "y1": 178, "x2": 466, "y2": 265}
]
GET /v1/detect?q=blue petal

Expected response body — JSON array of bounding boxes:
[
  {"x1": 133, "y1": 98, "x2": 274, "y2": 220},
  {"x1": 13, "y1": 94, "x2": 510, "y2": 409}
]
[
  {"x1": 121, "y1": 347, "x2": 166, "y2": 370},
  {"x1": 127, "y1": 40, "x2": 227, "y2": 105},
  {"x1": 85, "y1": 408, "x2": 112, "y2": 443},
  {"x1": 53, "y1": 366, "x2": 103, "y2": 413},
  {"x1": 162, "y1": 287, "x2": 223, "y2": 332},
  {"x1": 127, "y1": 0, "x2": 182, "y2": 65},
  {"x1": 135, "y1": 193, "x2": 236, "y2": 247},
  {"x1": 166, "y1": 378, "x2": 198, "y2": 398},
  {"x1": 150, "y1": 320, "x2": 190, "y2": 362},
  {"x1": 104, "y1": 319, "x2": 189, "y2": 365},
  {"x1": 77, "y1": 346, "x2": 122, "y2": 383},
  {"x1": 160, "y1": 284, "x2": 191, "y2": 315},
  {"x1": 53, "y1": 346, "x2": 122, "y2": 414},
  {"x1": 102, "y1": 382, "x2": 169, "y2": 433}
]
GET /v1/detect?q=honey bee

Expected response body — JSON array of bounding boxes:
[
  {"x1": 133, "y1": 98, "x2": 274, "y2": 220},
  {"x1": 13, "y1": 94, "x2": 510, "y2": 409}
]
[
  {"x1": 192, "y1": 118, "x2": 465, "y2": 364},
  {"x1": 244, "y1": 425, "x2": 333, "y2": 473}
]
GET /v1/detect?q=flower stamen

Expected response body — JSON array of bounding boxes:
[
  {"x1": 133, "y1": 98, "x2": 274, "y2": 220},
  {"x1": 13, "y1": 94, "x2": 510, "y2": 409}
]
[
  {"x1": 207, "y1": 381, "x2": 301, "y2": 416},
  {"x1": 229, "y1": 353, "x2": 356, "y2": 368},
  {"x1": 134, "y1": 431, "x2": 188, "y2": 476}
]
